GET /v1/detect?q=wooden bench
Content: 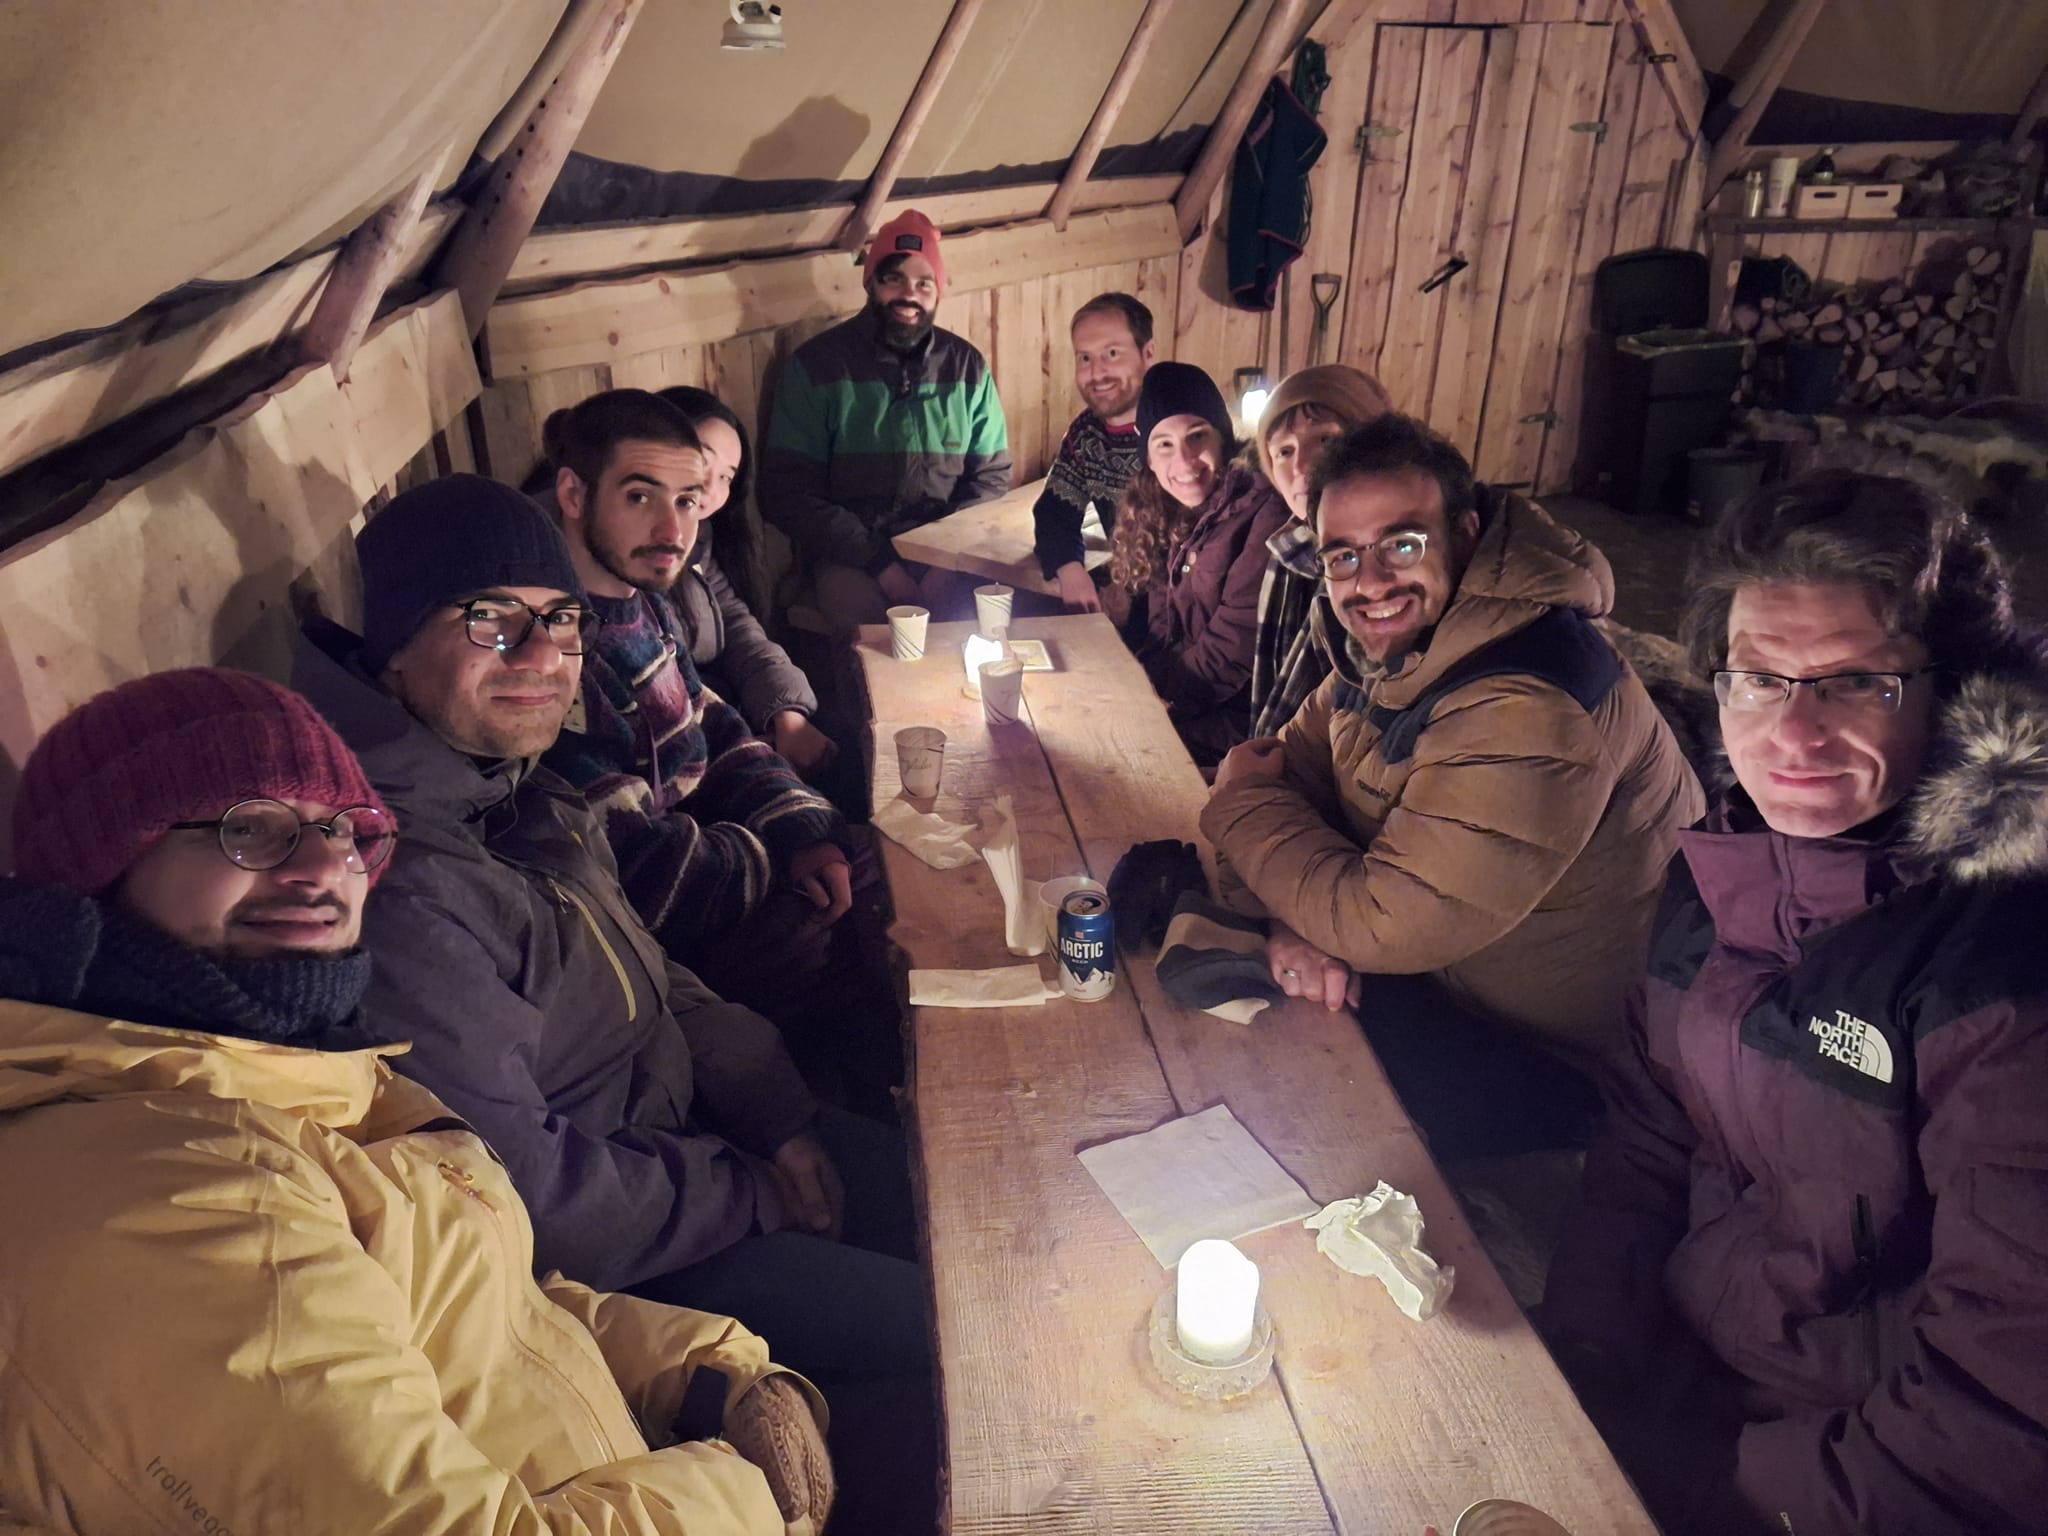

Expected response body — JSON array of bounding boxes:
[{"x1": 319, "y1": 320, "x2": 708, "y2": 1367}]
[{"x1": 859, "y1": 614, "x2": 1655, "y2": 1535}]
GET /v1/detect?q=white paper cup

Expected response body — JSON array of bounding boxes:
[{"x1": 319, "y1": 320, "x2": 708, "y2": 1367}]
[
  {"x1": 979, "y1": 658, "x2": 1024, "y2": 725},
  {"x1": 1765, "y1": 154, "x2": 1799, "y2": 217},
  {"x1": 886, "y1": 605, "x2": 930, "y2": 661},
  {"x1": 1039, "y1": 875, "x2": 1106, "y2": 946},
  {"x1": 973, "y1": 584, "x2": 1014, "y2": 634},
  {"x1": 894, "y1": 726, "x2": 946, "y2": 798}
]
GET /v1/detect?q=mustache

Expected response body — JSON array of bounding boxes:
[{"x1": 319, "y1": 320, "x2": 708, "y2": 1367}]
[
  {"x1": 231, "y1": 892, "x2": 350, "y2": 924},
  {"x1": 1341, "y1": 586, "x2": 1423, "y2": 613},
  {"x1": 632, "y1": 543, "x2": 690, "y2": 560}
]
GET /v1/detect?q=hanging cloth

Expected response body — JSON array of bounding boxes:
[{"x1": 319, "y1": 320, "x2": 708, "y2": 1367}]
[{"x1": 1226, "y1": 43, "x2": 1330, "y2": 313}]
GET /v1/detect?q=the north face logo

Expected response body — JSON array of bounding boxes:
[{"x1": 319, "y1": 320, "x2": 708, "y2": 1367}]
[{"x1": 1808, "y1": 1009, "x2": 1894, "y2": 1083}]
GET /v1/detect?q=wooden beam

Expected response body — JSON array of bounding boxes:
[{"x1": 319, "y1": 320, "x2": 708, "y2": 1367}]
[
  {"x1": 2011, "y1": 57, "x2": 2048, "y2": 152},
  {"x1": 504, "y1": 176, "x2": 1185, "y2": 290},
  {"x1": 300, "y1": 147, "x2": 452, "y2": 383},
  {"x1": 1702, "y1": 0, "x2": 1828, "y2": 204},
  {"x1": 1046, "y1": 0, "x2": 1177, "y2": 231},
  {"x1": 486, "y1": 205, "x2": 1181, "y2": 380},
  {"x1": 434, "y1": 0, "x2": 646, "y2": 335},
  {"x1": 1172, "y1": 0, "x2": 1318, "y2": 244},
  {"x1": 1615, "y1": 0, "x2": 1708, "y2": 138},
  {"x1": 837, "y1": 0, "x2": 990, "y2": 253}
]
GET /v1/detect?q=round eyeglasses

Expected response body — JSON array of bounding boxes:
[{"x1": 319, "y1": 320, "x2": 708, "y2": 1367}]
[
  {"x1": 167, "y1": 800, "x2": 397, "y2": 874},
  {"x1": 1317, "y1": 531, "x2": 1431, "y2": 582},
  {"x1": 451, "y1": 599, "x2": 601, "y2": 656},
  {"x1": 1712, "y1": 669, "x2": 1933, "y2": 715}
]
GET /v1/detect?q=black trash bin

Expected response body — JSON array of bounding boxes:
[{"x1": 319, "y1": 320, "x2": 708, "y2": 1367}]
[{"x1": 1580, "y1": 248, "x2": 1747, "y2": 517}]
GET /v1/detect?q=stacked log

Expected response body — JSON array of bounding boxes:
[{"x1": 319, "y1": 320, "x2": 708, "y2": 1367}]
[{"x1": 1729, "y1": 244, "x2": 2006, "y2": 414}]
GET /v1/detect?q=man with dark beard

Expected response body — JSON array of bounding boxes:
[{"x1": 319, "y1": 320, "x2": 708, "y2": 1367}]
[
  {"x1": 1200, "y1": 416, "x2": 1703, "y2": 1157},
  {"x1": 538, "y1": 389, "x2": 901, "y2": 1116},
  {"x1": 760, "y1": 209, "x2": 1011, "y2": 630}
]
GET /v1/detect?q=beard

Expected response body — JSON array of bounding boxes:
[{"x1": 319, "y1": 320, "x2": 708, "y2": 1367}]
[
  {"x1": 584, "y1": 517, "x2": 689, "y2": 594},
  {"x1": 872, "y1": 297, "x2": 936, "y2": 353}
]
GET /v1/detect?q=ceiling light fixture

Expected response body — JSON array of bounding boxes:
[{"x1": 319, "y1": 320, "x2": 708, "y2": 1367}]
[{"x1": 722, "y1": 1, "x2": 785, "y2": 50}]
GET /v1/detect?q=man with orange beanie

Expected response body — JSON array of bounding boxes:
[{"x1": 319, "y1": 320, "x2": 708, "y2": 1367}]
[{"x1": 760, "y1": 209, "x2": 1011, "y2": 629}]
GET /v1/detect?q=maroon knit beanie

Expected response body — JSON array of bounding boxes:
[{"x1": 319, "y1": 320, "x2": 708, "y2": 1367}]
[{"x1": 11, "y1": 669, "x2": 390, "y2": 898}]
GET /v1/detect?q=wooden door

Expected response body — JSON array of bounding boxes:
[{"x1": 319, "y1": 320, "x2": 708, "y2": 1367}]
[{"x1": 1336, "y1": 21, "x2": 1619, "y2": 489}]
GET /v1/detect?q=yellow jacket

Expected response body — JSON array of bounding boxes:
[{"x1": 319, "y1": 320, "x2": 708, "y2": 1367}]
[{"x1": 0, "y1": 1001, "x2": 803, "y2": 1536}]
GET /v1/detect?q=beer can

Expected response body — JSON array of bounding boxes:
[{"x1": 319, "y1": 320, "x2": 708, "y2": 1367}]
[{"x1": 1057, "y1": 889, "x2": 1116, "y2": 1002}]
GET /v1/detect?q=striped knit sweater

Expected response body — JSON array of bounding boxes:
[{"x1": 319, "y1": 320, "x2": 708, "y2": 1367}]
[{"x1": 543, "y1": 589, "x2": 845, "y2": 951}]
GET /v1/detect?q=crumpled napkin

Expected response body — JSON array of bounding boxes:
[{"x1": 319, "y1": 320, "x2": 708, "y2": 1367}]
[
  {"x1": 907, "y1": 964, "x2": 1061, "y2": 1008},
  {"x1": 978, "y1": 795, "x2": 1044, "y2": 956},
  {"x1": 872, "y1": 798, "x2": 981, "y2": 870},
  {"x1": 1305, "y1": 1181, "x2": 1456, "y2": 1321}
]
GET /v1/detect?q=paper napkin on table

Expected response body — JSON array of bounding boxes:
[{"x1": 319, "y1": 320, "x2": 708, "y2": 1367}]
[
  {"x1": 978, "y1": 794, "x2": 1045, "y2": 956},
  {"x1": 908, "y1": 964, "x2": 1061, "y2": 1008},
  {"x1": 1306, "y1": 1182, "x2": 1456, "y2": 1321},
  {"x1": 1077, "y1": 1103, "x2": 1318, "y2": 1268},
  {"x1": 873, "y1": 798, "x2": 982, "y2": 870}
]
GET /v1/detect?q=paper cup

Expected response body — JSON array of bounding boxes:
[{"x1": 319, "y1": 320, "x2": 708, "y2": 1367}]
[
  {"x1": 973, "y1": 584, "x2": 1015, "y2": 634},
  {"x1": 979, "y1": 658, "x2": 1024, "y2": 725},
  {"x1": 1039, "y1": 875, "x2": 1106, "y2": 946},
  {"x1": 886, "y1": 605, "x2": 930, "y2": 661},
  {"x1": 1453, "y1": 1500, "x2": 1573, "y2": 1536},
  {"x1": 1765, "y1": 154, "x2": 1799, "y2": 218},
  {"x1": 894, "y1": 726, "x2": 946, "y2": 798}
]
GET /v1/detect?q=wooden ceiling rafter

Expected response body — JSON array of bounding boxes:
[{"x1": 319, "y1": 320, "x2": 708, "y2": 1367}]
[
  {"x1": 299, "y1": 145, "x2": 453, "y2": 383},
  {"x1": 836, "y1": 0, "x2": 991, "y2": 254},
  {"x1": 1615, "y1": 0, "x2": 1707, "y2": 141},
  {"x1": 1700, "y1": 0, "x2": 1830, "y2": 204},
  {"x1": 1172, "y1": 0, "x2": 1320, "y2": 244},
  {"x1": 2010, "y1": 55, "x2": 2048, "y2": 152},
  {"x1": 434, "y1": 0, "x2": 648, "y2": 337},
  {"x1": 1046, "y1": 0, "x2": 1179, "y2": 231}
]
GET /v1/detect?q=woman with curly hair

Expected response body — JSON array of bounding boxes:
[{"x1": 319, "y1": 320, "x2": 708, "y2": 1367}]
[{"x1": 1108, "y1": 361, "x2": 1290, "y2": 766}]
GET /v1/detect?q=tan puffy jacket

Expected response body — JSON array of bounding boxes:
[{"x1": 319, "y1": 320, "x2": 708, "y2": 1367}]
[
  {"x1": 1201, "y1": 493, "x2": 1704, "y2": 1058},
  {"x1": 0, "y1": 1004, "x2": 806, "y2": 1536}
]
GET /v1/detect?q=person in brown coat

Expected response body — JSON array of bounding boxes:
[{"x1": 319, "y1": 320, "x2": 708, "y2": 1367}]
[{"x1": 1200, "y1": 415, "x2": 1704, "y2": 1156}]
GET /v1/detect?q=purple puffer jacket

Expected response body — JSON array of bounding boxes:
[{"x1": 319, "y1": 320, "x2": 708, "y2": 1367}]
[
  {"x1": 1136, "y1": 462, "x2": 1290, "y2": 762},
  {"x1": 1547, "y1": 667, "x2": 2048, "y2": 1536}
]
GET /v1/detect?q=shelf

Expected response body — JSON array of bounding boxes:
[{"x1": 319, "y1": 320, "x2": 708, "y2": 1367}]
[{"x1": 1705, "y1": 215, "x2": 2012, "y2": 237}]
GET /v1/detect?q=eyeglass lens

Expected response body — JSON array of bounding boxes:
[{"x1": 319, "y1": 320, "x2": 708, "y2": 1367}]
[
  {"x1": 1320, "y1": 533, "x2": 1428, "y2": 581},
  {"x1": 219, "y1": 802, "x2": 396, "y2": 873},
  {"x1": 1714, "y1": 672, "x2": 1905, "y2": 712},
  {"x1": 463, "y1": 603, "x2": 597, "y2": 656}
]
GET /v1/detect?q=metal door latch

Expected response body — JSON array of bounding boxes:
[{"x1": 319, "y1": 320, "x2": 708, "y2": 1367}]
[
  {"x1": 1520, "y1": 411, "x2": 1560, "y2": 427},
  {"x1": 1355, "y1": 123, "x2": 1403, "y2": 155},
  {"x1": 1570, "y1": 121, "x2": 1609, "y2": 143}
]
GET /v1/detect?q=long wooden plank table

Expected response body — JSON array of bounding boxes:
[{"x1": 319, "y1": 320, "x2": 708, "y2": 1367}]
[
  {"x1": 890, "y1": 476, "x2": 1111, "y2": 596},
  {"x1": 858, "y1": 615, "x2": 1657, "y2": 1536}
]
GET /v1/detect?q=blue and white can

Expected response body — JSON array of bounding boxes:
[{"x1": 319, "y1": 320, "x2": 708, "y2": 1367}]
[{"x1": 1056, "y1": 889, "x2": 1116, "y2": 1002}]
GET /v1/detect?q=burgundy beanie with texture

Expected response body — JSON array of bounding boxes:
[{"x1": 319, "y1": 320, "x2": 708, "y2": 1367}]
[
  {"x1": 864, "y1": 209, "x2": 945, "y2": 293},
  {"x1": 11, "y1": 669, "x2": 389, "y2": 898}
]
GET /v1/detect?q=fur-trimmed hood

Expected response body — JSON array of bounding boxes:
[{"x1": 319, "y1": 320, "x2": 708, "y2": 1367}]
[{"x1": 1906, "y1": 666, "x2": 2048, "y2": 881}]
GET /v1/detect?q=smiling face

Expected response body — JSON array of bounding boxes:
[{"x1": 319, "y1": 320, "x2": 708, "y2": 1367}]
[
  {"x1": 1720, "y1": 581, "x2": 1935, "y2": 837},
  {"x1": 118, "y1": 798, "x2": 368, "y2": 958},
  {"x1": 1265, "y1": 404, "x2": 1350, "y2": 520},
  {"x1": 558, "y1": 439, "x2": 709, "y2": 598},
  {"x1": 1317, "y1": 468, "x2": 1478, "y2": 664},
  {"x1": 1147, "y1": 413, "x2": 1225, "y2": 509},
  {"x1": 383, "y1": 584, "x2": 583, "y2": 760},
  {"x1": 1072, "y1": 310, "x2": 1153, "y2": 427},
  {"x1": 690, "y1": 415, "x2": 743, "y2": 517},
  {"x1": 869, "y1": 252, "x2": 940, "y2": 349}
]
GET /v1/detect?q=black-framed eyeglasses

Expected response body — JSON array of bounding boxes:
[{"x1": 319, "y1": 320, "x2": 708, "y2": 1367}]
[
  {"x1": 167, "y1": 800, "x2": 397, "y2": 874},
  {"x1": 1317, "y1": 531, "x2": 1432, "y2": 582},
  {"x1": 1712, "y1": 669, "x2": 1935, "y2": 714},
  {"x1": 451, "y1": 599, "x2": 601, "y2": 657}
]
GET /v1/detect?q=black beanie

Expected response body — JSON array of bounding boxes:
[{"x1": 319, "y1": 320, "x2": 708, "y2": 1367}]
[
  {"x1": 1136, "y1": 361, "x2": 1235, "y2": 451},
  {"x1": 357, "y1": 475, "x2": 586, "y2": 671}
]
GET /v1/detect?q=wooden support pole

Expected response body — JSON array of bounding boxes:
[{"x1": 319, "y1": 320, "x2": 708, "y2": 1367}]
[
  {"x1": 1701, "y1": 0, "x2": 1828, "y2": 204},
  {"x1": 1046, "y1": 0, "x2": 1177, "y2": 231},
  {"x1": 2010, "y1": 57, "x2": 2048, "y2": 152},
  {"x1": 434, "y1": 0, "x2": 646, "y2": 337},
  {"x1": 1172, "y1": 0, "x2": 1317, "y2": 244},
  {"x1": 300, "y1": 148, "x2": 452, "y2": 382},
  {"x1": 838, "y1": 0, "x2": 989, "y2": 253},
  {"x1": 1615, "y1": 0, "x2": 1707, "y2": 139}
]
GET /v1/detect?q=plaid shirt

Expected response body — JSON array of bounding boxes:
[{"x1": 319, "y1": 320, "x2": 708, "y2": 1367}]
[{"x1": 1249, "y1": 519, "x2": 1334, "y2": 737}]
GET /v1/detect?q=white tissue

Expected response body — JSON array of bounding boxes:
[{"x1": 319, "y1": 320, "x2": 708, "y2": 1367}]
[
  {"x1": 1305, "y1": 1181, "x2": 1456, "y2": 1321},
  {"x1": 872, "y1": 798, "x2": 982, "y2": 869},
  {"x1": 907, "y1": 964, "x2": 1061, "y2": 1008},
  {"x1": 978, "y1": 795, "x2": 1044, "y2": 956}
]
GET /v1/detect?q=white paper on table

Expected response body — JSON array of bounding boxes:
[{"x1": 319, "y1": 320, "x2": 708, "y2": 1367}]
[
  {"x1": 1305, "y1": 1181, "x2": 1456, "y2": 1321},
  {"x1": 872, "y1": 798, "x2": 982, "y2": 870},
  {"x1": 908, "y1": 964, "x2": 1061, "y2": 1008},
  {"x1": 1076, "y1": 1103, "x2": 1319, "y2": 1268},
  {"x1": 978, "y1": 794, "x2": 1044, "y2": 956}
]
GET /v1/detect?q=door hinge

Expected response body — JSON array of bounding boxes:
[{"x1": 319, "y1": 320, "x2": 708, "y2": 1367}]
[
  {"x1": 1645, "y1": 51, "x2": 1677, "y2": 64},
  {"x1": 1570, "y1": 121, "x2": 1609, "y2": 143},
  {"x1": 1355, "y1": 123, "x2": 1403, "y2": 154},
  {"x1": 1520, "y1": 411, "x2": 1559, "y2": 427}
]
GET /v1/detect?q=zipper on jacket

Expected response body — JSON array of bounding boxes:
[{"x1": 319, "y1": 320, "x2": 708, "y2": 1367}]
[
  {"x1": 1852, "y1": 1193, "x2": 1880, "y2": 1389},
  {"x1": 548, "y1": 878, "x2": 639, "y2": 1023}
]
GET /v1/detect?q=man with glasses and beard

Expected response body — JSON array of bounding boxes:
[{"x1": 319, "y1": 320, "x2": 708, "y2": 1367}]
[
  {"x1": 1200, "y1": 415, "x2": 1702, "y2": 1158},
  {"x1": 760, "y1": 209, "x2": 1011, "y2": 630}
]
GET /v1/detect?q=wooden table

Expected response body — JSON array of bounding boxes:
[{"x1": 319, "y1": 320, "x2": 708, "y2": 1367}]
[
  {"x1": 890, "y1": 476, "x2": 1111, "y2": 596},
  {"x1": 859, "y1": 615, "x2": 1656, "y2": 1536}
]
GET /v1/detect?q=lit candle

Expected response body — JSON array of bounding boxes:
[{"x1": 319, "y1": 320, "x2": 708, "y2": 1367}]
[
  {"x1": 1176, "y1": 1239, "x2": 1259, "y2": 1363},
  {"x1": 961, "y1": 628, "x2": 1007, "y2": 698}
]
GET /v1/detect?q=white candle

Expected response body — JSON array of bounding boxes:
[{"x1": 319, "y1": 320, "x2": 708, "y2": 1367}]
[
  {"x1": 961, "y1": 629, "x2": 1006, "y2": 698},
  {"x1": 1176, "y1": 1239, "x2": 1260, "y2": 1363}
]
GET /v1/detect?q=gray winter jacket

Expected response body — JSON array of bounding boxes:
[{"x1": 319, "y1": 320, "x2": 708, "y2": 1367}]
[
  {"x1": 293, "y1": 619, "x2": 815, "y2": 1292},
  {"x1": 674, "y1": 528, "x2": 817, "y2": 733}
]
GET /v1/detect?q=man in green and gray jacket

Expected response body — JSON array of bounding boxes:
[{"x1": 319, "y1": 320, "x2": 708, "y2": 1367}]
[{"x1": 760, "y1": 209, "x2": 1011, "y2": 630}]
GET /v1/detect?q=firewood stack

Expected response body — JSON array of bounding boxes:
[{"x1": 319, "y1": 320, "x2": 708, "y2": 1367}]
[{"x1": 1728, "y1": 243, "x2": 2005, "y2": 414}]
